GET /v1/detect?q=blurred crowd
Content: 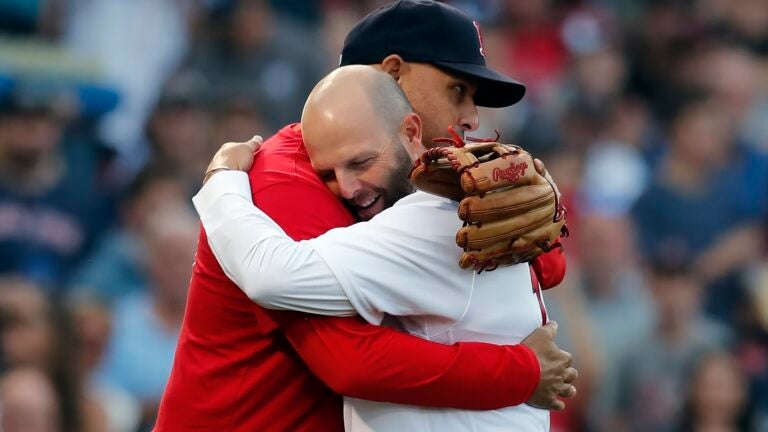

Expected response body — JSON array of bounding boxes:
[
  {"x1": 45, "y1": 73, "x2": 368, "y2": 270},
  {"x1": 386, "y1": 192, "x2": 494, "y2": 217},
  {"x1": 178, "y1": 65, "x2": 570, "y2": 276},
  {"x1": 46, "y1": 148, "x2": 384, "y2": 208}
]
[{"x1": 0, "y1": 0, "x2": 766, "y2": 431}]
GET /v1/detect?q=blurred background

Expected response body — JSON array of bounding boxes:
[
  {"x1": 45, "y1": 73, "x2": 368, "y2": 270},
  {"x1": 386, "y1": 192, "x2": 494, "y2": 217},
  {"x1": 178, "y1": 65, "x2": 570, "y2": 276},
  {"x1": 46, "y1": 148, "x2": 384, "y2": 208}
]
[{"x1": 0, "y1": 0, "x2": 766, "y2": 431}]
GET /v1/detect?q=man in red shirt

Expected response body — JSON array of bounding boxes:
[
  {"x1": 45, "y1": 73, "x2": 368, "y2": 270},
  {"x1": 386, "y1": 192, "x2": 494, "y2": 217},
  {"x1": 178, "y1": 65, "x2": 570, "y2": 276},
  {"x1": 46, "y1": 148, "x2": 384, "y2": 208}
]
[{"x1": 156, "y1": 2, "x2": 570, "y2": 430}]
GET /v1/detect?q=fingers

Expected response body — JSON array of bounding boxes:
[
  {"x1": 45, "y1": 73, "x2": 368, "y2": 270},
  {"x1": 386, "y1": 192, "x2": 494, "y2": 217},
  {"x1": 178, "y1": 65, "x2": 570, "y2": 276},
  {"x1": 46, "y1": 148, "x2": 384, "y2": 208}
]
[
  {"x1": 549, "y1": 398, "x2": 566, "y2": 411},
  {"x1": 523, "y1": 321, "x2": 579, "y2": 412},
  {"x1": 239, "y1": 136, "x2": 262, "y2": 172},
  {"x1": 558, "y1": 367, "x2": 578, "y2": 399},
  {"x1": 527, "y1": 396, "x2": 566, "y2": 411},
  {"x1": 227, "y1": 136, "x2": 261, "y2": 157},
  {"x1": 563, "y1": 366, "x2": 578, "y2": 384},
  {"x1": 561, "y1": 350, "x2": 573, "y2": 368},
  {"x1": 203, "y1": 134, "x2": 263, "y2": 184},
  {"x1": 521, "y1": 321, "x2": 557, "y2": 347},
  {"x1": 558, "y1": 383, "x2": 577, "y2": 399},
  {"x1": 247, "y1": 135, "x2": 263, "y2": 152},
  {"x1": 542, "y1": 320, "x2": 558, "y2": 338}
]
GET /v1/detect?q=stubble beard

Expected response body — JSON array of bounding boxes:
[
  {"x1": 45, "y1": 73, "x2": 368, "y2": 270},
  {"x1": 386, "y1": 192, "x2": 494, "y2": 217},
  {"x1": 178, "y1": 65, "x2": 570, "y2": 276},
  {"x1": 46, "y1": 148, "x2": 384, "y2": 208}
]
[{"x1": 345, "y1": 144, "x2": 416, "y2": 221}]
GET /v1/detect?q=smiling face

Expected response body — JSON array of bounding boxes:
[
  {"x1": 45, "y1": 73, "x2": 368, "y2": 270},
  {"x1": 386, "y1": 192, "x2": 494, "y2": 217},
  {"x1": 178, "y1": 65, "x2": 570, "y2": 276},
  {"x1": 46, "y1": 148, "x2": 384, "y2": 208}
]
[
  {"x1": 302, "y1": 66, "x2": 425, "y2": 220},
  {"x1": 307, "y1": 120, "x2": 418, "y2": 220}
]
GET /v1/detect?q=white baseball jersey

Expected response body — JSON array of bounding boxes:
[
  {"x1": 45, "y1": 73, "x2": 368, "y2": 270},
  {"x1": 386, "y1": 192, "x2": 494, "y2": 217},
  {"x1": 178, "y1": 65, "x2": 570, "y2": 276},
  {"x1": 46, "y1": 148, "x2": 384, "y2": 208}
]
[{"x1": 193, "y1": 171, "x2": 550, "y2": 431}]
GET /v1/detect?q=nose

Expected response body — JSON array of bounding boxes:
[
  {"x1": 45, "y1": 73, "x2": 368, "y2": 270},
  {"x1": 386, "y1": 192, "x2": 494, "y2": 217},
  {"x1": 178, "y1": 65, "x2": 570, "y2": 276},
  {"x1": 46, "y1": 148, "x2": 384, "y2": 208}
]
[
  {"x1": 458, "y1": 102, "x2": 480, "y2": 132},
  {"x1": 335, "y1": 170, "x2": 360, "y2": 200}
]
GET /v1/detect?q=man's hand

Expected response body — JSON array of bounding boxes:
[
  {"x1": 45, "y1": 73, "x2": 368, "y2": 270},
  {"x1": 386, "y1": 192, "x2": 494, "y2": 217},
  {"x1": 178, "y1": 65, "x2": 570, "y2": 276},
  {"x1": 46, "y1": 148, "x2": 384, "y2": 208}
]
[
  {"x1": 203, "y1": 135, "x2": 263, "y2": 184},
  {"x1": 521, "y1": 321, "x2": 578, "y2": 411}
]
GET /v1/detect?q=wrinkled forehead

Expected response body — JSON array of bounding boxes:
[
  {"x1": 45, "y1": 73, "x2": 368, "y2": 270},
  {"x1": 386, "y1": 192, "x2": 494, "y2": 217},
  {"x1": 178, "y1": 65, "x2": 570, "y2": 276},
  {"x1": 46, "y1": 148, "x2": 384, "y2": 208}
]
[
  {"x1": 305, "y1": 124, "x2": 391, "y2": 172},
  {"x1": 303, "y1": 102, "x2": 393, "y2": 169}
]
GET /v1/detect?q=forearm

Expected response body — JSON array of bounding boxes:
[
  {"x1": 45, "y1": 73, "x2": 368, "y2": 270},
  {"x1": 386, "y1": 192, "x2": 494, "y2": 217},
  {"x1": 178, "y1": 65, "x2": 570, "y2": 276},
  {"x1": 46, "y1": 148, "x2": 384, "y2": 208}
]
[
  {"x1": 283, "y1": 316, "x2": 540, "y2": 409},
  {"x1": 192, "y1": 171, "x2": 357, "y2": 316},
  {"x1": 694, "y1": 224, "x2": 763, "y2": 282}
]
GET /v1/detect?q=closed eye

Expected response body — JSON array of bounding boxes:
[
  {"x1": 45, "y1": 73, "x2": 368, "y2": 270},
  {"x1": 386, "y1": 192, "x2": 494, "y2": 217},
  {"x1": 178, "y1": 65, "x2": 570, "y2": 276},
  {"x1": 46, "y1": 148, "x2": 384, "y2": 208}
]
[{"x1": 350, "y1": 157, "x2": 374, "y2": 168}]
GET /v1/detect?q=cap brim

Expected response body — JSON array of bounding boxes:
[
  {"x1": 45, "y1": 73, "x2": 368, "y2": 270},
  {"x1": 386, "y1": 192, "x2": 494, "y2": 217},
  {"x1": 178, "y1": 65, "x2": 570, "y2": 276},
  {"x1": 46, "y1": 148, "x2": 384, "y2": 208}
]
[{"x1": 433, "y1": 61, "x2": 526, "y2": 108}]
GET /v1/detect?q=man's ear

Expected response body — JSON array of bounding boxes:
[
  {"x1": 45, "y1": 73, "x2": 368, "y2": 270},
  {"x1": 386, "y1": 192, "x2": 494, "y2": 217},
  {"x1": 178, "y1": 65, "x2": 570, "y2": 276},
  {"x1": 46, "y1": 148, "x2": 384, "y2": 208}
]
[
  {"x1": 380, "y1": 55, "x2": 408, "y2": 82},
  {"x1": 400, "y1": 113, "x2": 424, "y2": 160}
]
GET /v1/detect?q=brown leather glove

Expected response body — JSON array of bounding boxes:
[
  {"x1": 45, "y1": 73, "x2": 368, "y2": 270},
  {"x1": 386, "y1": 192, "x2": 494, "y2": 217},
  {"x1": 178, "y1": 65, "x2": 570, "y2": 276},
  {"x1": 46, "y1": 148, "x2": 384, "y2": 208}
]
[{"x1": 410, "y1": 130, "x2": 568, "y2": 271}]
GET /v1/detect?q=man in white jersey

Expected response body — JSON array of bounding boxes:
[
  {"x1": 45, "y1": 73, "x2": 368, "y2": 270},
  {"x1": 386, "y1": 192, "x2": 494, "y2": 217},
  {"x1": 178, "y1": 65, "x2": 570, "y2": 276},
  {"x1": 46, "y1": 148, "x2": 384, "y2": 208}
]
[{"x1": 194, "y1": 66, "x2": 577, "y2": 431}]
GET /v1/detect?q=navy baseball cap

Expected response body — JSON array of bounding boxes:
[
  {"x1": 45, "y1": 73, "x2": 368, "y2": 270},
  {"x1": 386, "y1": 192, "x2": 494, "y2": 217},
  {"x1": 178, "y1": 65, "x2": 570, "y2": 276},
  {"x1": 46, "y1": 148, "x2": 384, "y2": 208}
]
[{"x1": 340, "y1": 0, "x2": 526, "y2": 108}]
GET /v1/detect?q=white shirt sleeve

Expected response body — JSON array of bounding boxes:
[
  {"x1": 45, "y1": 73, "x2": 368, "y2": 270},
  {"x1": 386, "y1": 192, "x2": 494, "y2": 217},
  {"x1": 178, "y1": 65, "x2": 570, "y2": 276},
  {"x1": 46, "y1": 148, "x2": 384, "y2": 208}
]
[
  {"x1": 192, "y1": 171, "x2": 357, "y2": 316},
  {"x1": 307, "y1": 197, "x2": 471, "y2": 324},
  {"x1": 194, "y1": 172, "x2": 470, "y2": 324}
]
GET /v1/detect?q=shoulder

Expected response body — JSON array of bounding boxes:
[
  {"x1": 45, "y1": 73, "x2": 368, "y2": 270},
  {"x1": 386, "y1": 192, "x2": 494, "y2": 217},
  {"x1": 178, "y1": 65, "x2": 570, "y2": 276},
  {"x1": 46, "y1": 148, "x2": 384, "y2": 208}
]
[
  {"x1": 249, "y1": 124, "x2": 324, "y2": 189},
  {"x1": 370, "y1": 192, "x2": 460, "y2": 234},
  {"x1": 310, "y1": 191, "x2": 462, "y2": 256},
  {"x1": 395, "y1": 191, "x2": 456, "y2": 208},
  {"x1": 245, "y1": 126, "x2": 355, "y2": 236}
]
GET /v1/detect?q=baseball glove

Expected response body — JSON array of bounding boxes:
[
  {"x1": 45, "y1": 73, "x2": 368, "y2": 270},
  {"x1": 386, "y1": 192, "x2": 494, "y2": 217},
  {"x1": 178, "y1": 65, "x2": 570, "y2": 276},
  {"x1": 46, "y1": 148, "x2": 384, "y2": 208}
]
[{"x1": 409, "y1": 128, "x2": 568, "y2": 271}]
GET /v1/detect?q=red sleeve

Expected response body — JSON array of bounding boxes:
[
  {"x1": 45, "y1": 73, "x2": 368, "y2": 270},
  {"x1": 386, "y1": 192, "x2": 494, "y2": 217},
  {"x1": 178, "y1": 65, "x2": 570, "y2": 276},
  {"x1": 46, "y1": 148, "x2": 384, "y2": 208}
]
[
  {"x1": 255, "y1": 180, "x2": 539, "y2": 408},
  {"x1": 282, "y1": 316, "x2": 539, "y2": 409},
  {"x1": 532, "y1": 242, "x2": 567, "y2": 290},
  {"x1": 251, "y1": 180, "x2": 356, "y2": 239}
]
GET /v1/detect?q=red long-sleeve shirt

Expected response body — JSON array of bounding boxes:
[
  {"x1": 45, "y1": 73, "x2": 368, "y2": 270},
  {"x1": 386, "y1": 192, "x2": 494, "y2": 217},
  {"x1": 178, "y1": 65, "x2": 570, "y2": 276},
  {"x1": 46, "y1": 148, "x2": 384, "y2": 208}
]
[{"x1": 155, "y1": 124, "x2": 565, "y2": 431}]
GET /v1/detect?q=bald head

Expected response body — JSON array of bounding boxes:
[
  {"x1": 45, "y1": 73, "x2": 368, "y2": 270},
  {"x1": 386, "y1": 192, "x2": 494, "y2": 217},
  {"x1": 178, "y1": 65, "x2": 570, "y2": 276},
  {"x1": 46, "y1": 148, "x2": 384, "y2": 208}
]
[
  {"x1": 300, "y1": 65, "x2": 424, "y2": 220},
  {"x1": 302, "y1": 65, "x2": 413, "y2": 145}
]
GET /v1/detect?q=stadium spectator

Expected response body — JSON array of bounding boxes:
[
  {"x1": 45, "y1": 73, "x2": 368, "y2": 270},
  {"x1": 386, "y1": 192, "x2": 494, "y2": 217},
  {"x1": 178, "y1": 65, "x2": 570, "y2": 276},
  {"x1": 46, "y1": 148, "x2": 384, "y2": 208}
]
[
  {"x1": 608, "y1": 254, "x2": 731, "y2": 432},
  {"x1": 0, "y1": 367, "x2": 61, "y2": 432},
  {"x1": 547, "y1": 212, "x2": 653, "y2": 431},
  {"x1": 0, "y1": 277, "x2": 106, "y2": 432},
  {"x1": 182, "y1": 0, "x2": 328, "y2": 133},
  {"x1": 95, "y1": 204, "x2": 197, "y2": 428},
  {"x1": 68, "y1": 297, "x2": 141, "y2": 432},
  {"x1": 70, "y1": 166, "x2": 188, "y2": 303},
  {"x1": 0, "y1": 84, "x2": 112, "y2": 288},
  {"x1": 679, "y1": 351, "x2": 756, "y2": 432},
  {"x1": 632, "y1": 94, "x2": 765, "y2": 321},
  {"x1": 62, "y1": 0, "x2": 196, "y2": 167},
  {"x1": 143, "y1": 72, "x2": 213, "y2": 195}
]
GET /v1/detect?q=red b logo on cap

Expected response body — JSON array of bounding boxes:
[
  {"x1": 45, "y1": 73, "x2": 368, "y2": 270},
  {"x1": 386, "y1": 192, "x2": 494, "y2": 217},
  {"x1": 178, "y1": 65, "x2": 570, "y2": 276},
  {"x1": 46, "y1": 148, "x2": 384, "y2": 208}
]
[{"x1": 473, "y1": 21, "x2": 486, "y2": 57}]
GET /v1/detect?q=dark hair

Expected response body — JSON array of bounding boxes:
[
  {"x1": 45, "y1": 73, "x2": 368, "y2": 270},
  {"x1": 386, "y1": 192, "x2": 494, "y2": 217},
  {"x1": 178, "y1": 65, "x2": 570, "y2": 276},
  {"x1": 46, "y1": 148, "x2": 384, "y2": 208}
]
[
  {"x1": 0, "y1": 284, "x2": 86, "y2": 432},
  {"x1": 120, "y1": 163, "x2": 182, "y2": 208}
]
